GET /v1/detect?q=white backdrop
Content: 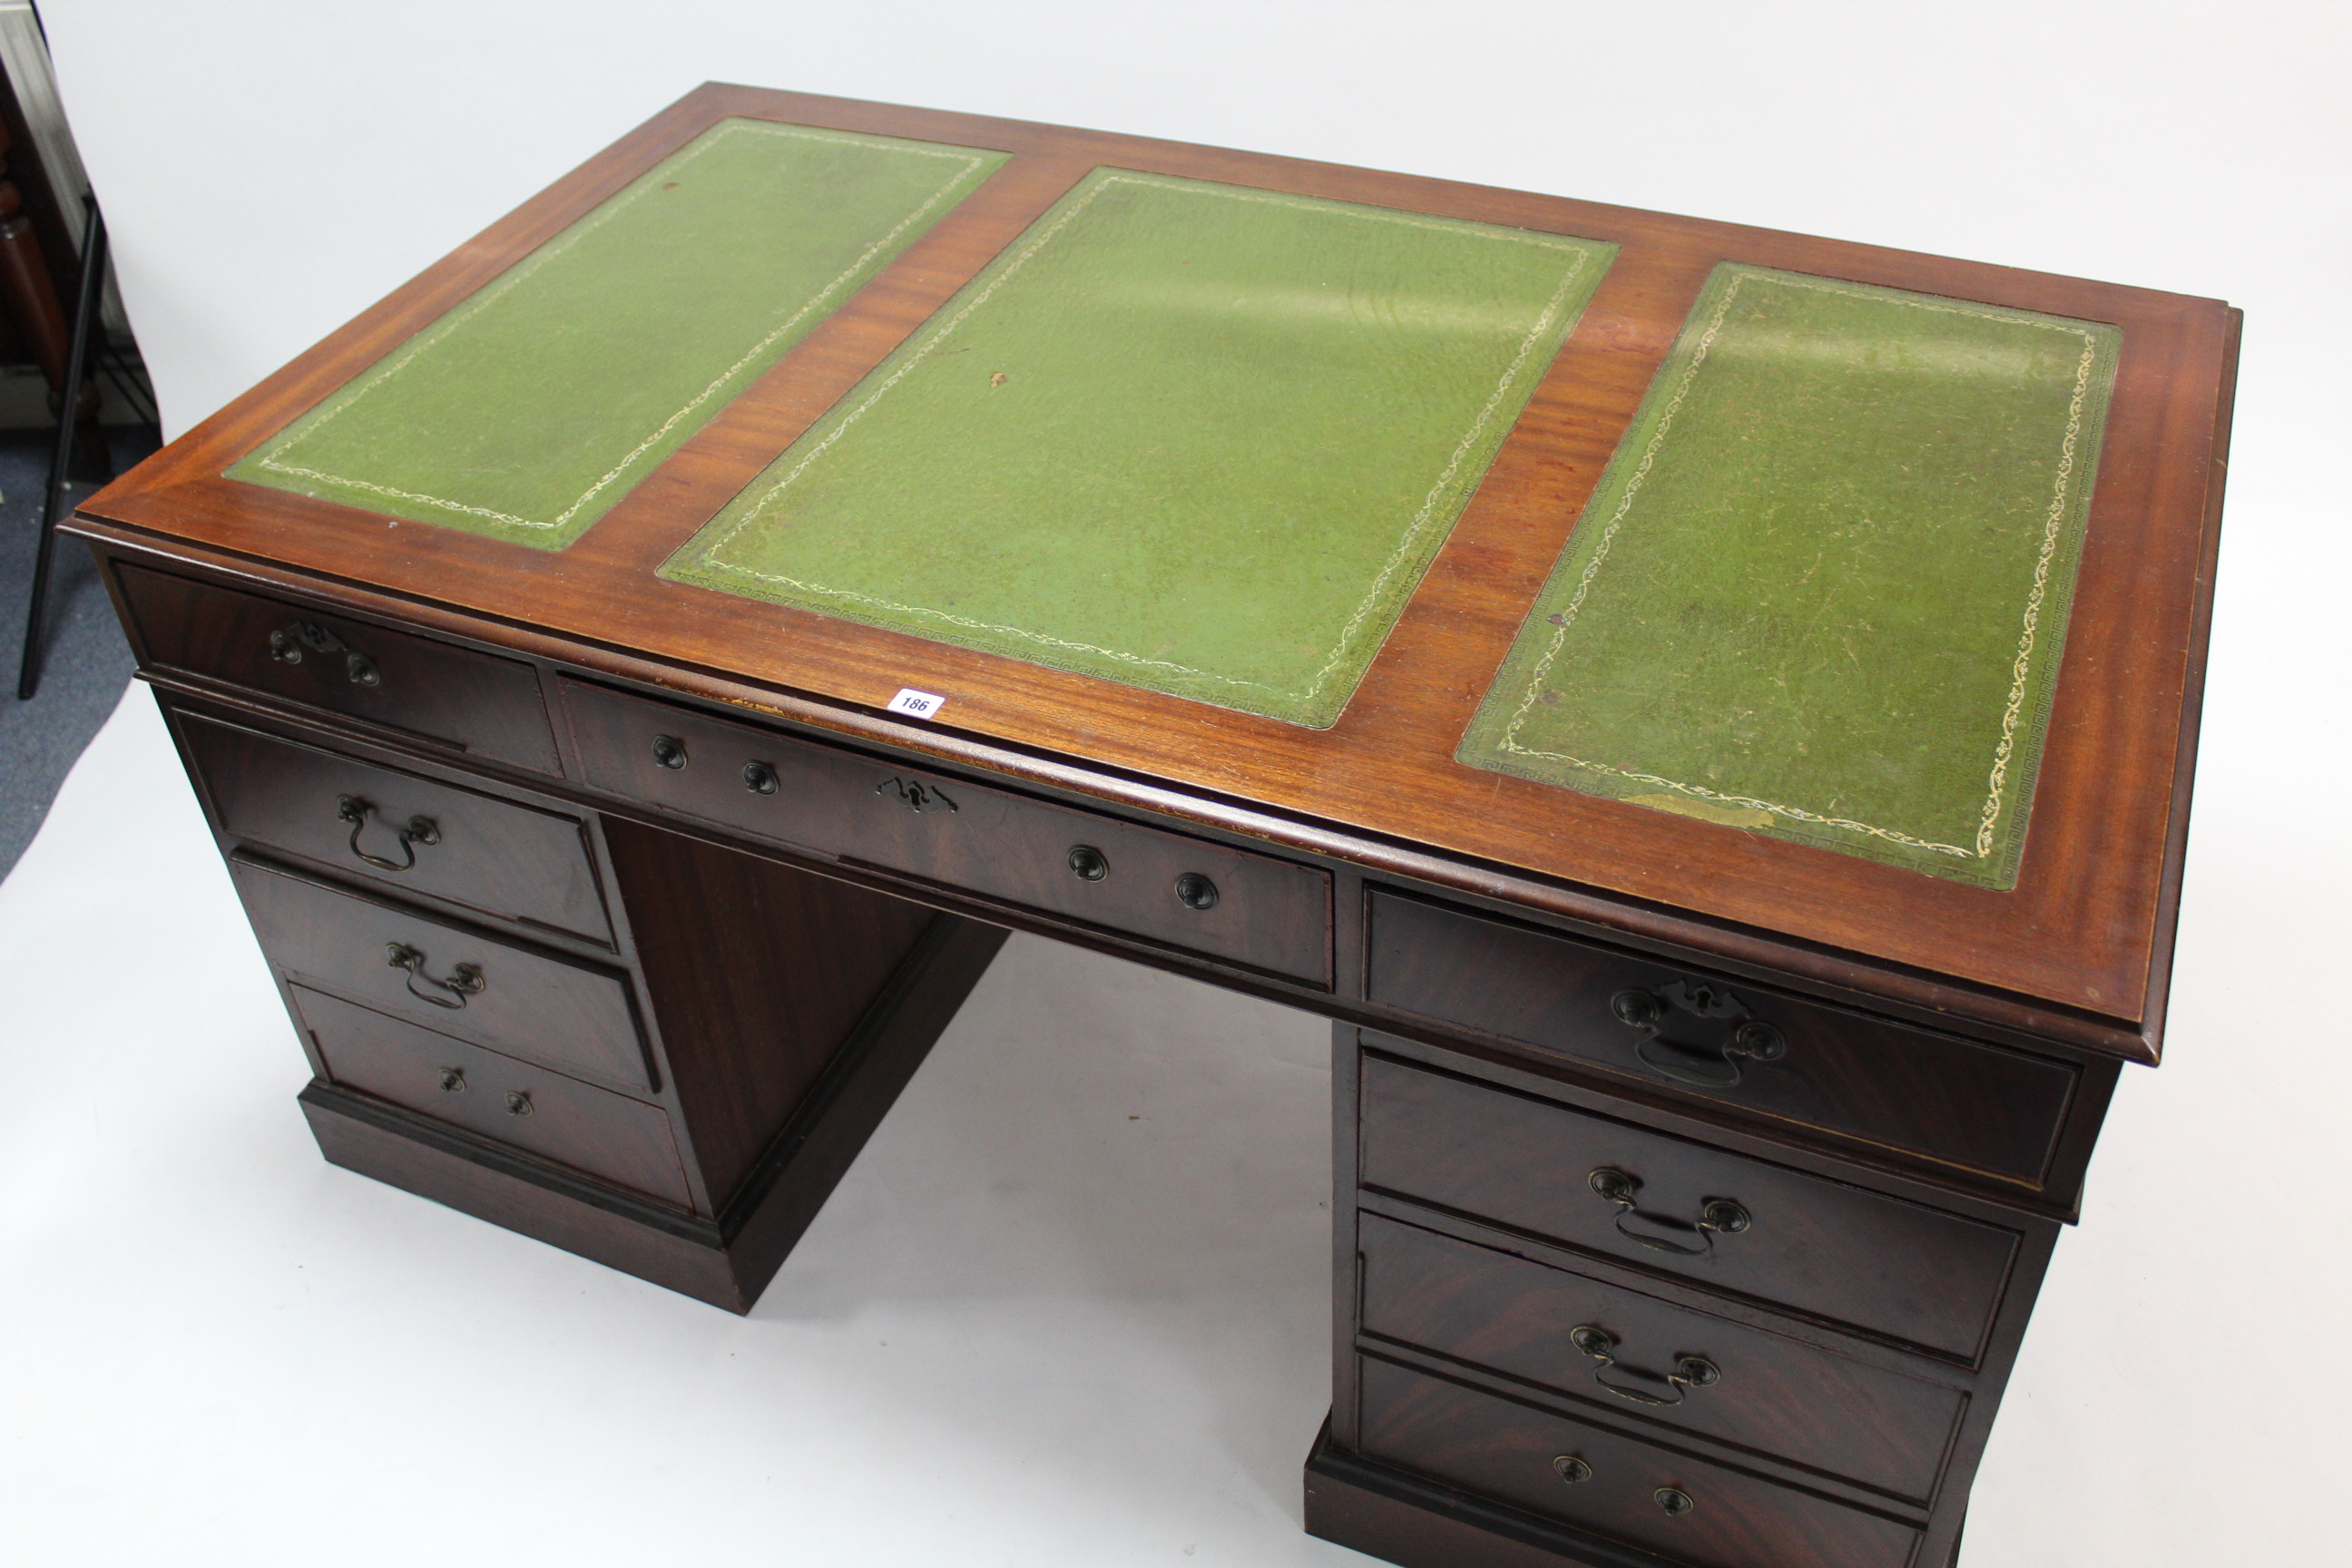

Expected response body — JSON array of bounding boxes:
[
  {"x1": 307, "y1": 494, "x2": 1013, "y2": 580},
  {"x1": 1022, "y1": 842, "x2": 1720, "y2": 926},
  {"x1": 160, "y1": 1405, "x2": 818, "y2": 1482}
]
[{"x1": 5, "y1": 4, "x2": 2347, "y2": 1564}]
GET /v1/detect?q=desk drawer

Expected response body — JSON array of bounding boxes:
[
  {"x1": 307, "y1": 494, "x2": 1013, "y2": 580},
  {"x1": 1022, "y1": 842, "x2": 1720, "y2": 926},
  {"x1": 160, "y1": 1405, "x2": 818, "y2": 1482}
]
[
  {"x1": 1358, "y1": 1051, "x2": 2017, "y2": 1361},
  {"x1": 1357, "y1": 1212, "x2": 1963, "y2": 1503},
  {"x1": 231, "y1": 857, "x2": 652, "y2": 1092},
  {"x1": 292, "y1": 986, "x2": 688, "y2": 1206},
  {"x1": 564, "y1": 680, "x2": 1331, "y2": 985},
  {"x1": 118, "y1": 564, "x2": 560, "y2": 774},
  {"x1": 1357, "y1": 1355, "x2": 1922, "y2": 1568},
  {"x1": 1367, "y1": 891, "x2": 2078, "y2": 1186},
  {"x1": 185, "y1": 711, "x2": 610, "y2": 943}
]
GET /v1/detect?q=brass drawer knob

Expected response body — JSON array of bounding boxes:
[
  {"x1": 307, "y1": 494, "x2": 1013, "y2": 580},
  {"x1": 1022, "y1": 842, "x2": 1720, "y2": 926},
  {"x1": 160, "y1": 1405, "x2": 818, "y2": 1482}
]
[
  {"x1": 1173, "y1": 872, "x2": 1219, "y2": 910},
  {"x1": 742, "y1": 760, "x2": 779, "y2": 795},
  {"x1": 1654, "y1": 1487, "x2": 1696, "y2": 1518},
  {"x1": 1551, "y1": 1455, "x2": 1592, "y2": 1485},
  {"x1": 1700, "y1": 1199, "x2": 1751, "y2": 1235},
  {"x1": 437, "y1": 1067, "x2": 466, "y2": 1093},
  {"x1": 651, "y1": 733, "x2": 688, "y2": 770},
  {"x1": 1067, "y1": 844, "x2": 1110, "y2": 881},
  {"x1": 505, "y1": 1091, "x2": 533, "y2": 1117}
]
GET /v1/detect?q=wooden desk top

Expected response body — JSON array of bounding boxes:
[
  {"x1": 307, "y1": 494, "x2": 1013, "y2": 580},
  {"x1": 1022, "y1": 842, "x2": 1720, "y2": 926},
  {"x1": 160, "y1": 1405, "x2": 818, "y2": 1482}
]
[{"x1": 73, "y1": 83, "x2": 2238, "y2": 1058}]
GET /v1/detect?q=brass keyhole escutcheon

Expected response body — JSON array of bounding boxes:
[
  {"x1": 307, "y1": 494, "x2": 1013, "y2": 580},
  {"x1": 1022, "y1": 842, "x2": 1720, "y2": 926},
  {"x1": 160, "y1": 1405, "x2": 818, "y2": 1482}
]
[{"x1": 1068, "y1": 845, "x2": 1110, "y2": 881}]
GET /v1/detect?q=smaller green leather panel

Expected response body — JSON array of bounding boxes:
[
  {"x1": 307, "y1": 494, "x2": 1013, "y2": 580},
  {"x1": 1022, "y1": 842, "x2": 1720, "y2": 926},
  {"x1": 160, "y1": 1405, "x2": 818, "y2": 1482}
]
[
  {"x1": 230, "y1": 120, "x2": 1007, "y2": 549},
  {"x1": 662, "y1": 169, "x2": 1616, "y2": 727},
  {"x1": 1459, "y1": 263, "x2": 2121, "y2": 887}
]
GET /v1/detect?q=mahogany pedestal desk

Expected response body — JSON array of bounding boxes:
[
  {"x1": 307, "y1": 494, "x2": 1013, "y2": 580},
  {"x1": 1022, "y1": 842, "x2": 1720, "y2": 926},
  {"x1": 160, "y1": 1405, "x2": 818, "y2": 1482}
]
[{"x1": 69, "y1": 86, "x2": 2237, "y2": 1568}]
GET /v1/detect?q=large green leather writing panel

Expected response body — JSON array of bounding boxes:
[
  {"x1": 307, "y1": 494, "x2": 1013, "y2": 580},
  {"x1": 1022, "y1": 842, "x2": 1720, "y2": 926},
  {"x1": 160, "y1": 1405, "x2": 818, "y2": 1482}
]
[
  {"x1": 663, "y1": 168, "x2": 1615, "y2": 727},
  {"x1": 230, "y1": 120, "x2": 1006, "y2": 549},
  {"x1": 1458, "y1": 263, "x2": 2121, "y2": 887}
]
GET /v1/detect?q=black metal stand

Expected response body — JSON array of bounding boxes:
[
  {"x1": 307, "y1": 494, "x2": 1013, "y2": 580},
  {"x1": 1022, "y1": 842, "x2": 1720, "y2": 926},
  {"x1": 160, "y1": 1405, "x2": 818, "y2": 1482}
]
[{"x1": 17, "y1": 192, "x2": 108, "y2": 701}]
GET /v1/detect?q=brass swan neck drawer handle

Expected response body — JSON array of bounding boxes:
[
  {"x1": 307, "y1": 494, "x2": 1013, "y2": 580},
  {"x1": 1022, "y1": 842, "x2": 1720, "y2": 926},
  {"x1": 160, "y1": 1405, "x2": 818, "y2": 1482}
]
[
  {"x1": 268, "y1": 620, "x2": 379, "y2": 687},
  {"x1": 1611, "y1": 983, "x2": 1786, "y2": 1091},
  {"x1": 1567, "y1": 1325, "x2": 1720, "y2": 1406},
  {"x1": 337, "y1": 795, "x2": 440, "y2": 872},
  {"x1": 384, "y1": 942, "x2": 485, "y2": 1009},
  {"x1": 1587, "y1": 1166, "x2": 1750, "y2": 1256}
]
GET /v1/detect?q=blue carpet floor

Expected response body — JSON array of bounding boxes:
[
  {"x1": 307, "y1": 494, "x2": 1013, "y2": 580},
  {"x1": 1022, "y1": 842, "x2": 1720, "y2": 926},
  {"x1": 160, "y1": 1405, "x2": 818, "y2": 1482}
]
[{"x1": 1, "y1": 426, "x2": 162, "y2": 881}]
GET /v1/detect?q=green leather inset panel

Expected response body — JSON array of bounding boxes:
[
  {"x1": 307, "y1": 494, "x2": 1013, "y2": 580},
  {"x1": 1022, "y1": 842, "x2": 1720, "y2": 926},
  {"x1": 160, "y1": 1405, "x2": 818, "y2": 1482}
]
[
  {"x1": 662, "y1": 169, "x2": 1615, "y2": 727},
  {"x1": 230, "y1": 120, "x2": 1008, "y2": 549},
  {"x1": 1459, "y1": 263, "x2": 2121, "y2": 887}
]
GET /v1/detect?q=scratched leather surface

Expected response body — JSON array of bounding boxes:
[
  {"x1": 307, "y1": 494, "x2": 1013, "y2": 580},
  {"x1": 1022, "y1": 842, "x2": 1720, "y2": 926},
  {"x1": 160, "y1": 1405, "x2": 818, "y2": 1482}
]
[
  {"x1": 229, "y1": 119, "x2": 1007, "y2": 549},
  {"x1": 1459, "y1": 262, "x2": 2121, "y2": 888},
  {"x1": 662, "y1": 167, "x2": 1615, "y2": 728}
]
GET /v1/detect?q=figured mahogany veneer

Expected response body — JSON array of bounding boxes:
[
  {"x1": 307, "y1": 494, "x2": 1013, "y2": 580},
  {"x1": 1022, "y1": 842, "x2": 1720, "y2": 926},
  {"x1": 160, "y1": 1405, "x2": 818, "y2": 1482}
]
[
  {"x1": 294, "y1": 985, "x2": 691, "y2": 1206},
  {"x1": 1367, "y1": 890, "x2": 2083, "y2": 1193},
  {"x1": 233, "y1": 854, "x2": 652, "y2": 1091},
  {"x1": 186, "y1": 710, "x2": 612, "y2": 944},
  {"x1": 1357, "y1": 1355, "x2": 1924, "y2": 1568},
  {"x1": 564, "y1": 677, "x2": 1333, "y2": 986},
  {"x1": 1357, "y1": 1050, "x2": 2020, "y2": 1362},
  {"x1": 1357, "y1": 1213, "x2": 1965, "y2": 1504},
  {"x1": 118, "y1": 564, "x2": 562, "y2": 775}
]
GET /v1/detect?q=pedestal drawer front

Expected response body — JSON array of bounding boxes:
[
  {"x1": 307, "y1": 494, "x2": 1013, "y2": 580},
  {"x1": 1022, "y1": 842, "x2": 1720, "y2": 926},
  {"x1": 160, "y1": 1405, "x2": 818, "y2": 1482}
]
[
  {"x1": 1357, "y1": 1355, "x2": 1923, "y2": 1568},
  {"x1": 1367, "y1": 890, "x2": 2078, "y2": 1186},
  {"x1": 118, "y1": 564, "x2": 560, "y2": 774},
  {"x1": 231, "y1": 857, "x2": 651, "y2": 1092},
  {"x1": 1358, "y1": 1051, "x2": 2017, "y2": 1361},
  {"x1": 563, "y1": 679, "x2": 1331, "y2": 985},
  {"x1": 291, "y1": 986, "x2": 688, "y2": 1206},
  {"x1": 1357, "y1": 1212, "x2": 1964, "y2": 1503},
  {"x1": 185, "y1": 711, "x2": 610, "y2": 943}
]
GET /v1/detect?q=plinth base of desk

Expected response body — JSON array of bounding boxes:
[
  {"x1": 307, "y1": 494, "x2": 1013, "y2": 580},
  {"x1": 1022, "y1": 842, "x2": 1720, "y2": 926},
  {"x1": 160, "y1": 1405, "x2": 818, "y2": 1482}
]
[{"x1": 301, "y1": 1082, "x2": 766, "y2": 1308}]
